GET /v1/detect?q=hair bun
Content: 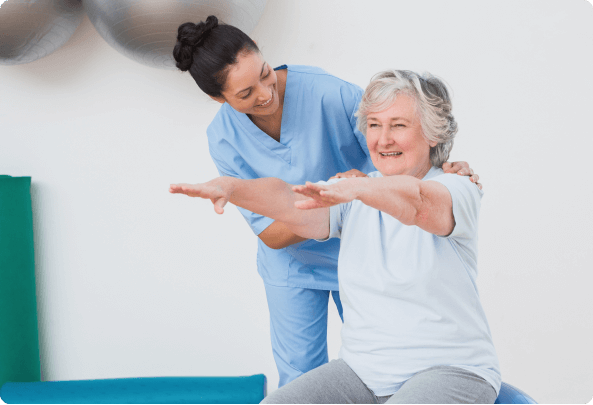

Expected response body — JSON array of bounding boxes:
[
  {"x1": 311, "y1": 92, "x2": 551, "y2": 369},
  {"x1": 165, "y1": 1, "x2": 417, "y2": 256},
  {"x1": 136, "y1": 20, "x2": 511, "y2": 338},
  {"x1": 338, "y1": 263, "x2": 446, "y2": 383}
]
[
  {"x1": 173, "y1": 16, "x2": 219, "y2": 71},
  {"x1": 180, "y1": 16, "x2": 218, "y2": 47},
  {"x1": 203, "y1": 15, "x2": 219, "y2": 35}
]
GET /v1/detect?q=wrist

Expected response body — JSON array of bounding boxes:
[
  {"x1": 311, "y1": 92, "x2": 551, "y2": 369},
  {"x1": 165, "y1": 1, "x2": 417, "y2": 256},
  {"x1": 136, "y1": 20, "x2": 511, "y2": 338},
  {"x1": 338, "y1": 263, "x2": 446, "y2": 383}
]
[
  {"x1": 352, "y1": 177, "x2": 370, "y2": 201},
  {"x1": 222, "y1": 176, "x2": 238, "y2": 200}
]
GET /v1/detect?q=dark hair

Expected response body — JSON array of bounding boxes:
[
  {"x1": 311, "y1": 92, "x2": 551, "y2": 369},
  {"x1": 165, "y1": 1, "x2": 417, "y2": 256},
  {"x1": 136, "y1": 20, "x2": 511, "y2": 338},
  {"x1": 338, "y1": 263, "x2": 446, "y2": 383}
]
[{"x1": 173, "y1": 15, "x2": 260, "y2": 97}]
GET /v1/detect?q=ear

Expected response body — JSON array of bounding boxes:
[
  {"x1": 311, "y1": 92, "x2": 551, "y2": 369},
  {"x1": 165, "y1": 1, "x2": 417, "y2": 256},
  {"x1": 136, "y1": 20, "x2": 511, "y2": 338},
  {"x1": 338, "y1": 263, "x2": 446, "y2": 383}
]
[{"x1": 209, "y1": 95, "x2": 226, "y2": 104}]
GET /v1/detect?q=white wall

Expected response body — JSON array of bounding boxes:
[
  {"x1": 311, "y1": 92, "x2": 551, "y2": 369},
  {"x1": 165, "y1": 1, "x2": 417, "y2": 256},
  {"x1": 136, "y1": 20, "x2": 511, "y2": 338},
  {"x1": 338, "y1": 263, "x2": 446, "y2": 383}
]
[{"x1": 1, "y1": 0, "x2": 592, "y2": 403}]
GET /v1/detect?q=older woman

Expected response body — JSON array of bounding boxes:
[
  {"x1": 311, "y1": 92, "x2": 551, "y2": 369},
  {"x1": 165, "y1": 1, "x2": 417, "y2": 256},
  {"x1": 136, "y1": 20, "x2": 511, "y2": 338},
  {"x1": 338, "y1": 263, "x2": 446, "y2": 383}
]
[{"x1": 170, "y1": 70, "x2": 500, "y2": 403}]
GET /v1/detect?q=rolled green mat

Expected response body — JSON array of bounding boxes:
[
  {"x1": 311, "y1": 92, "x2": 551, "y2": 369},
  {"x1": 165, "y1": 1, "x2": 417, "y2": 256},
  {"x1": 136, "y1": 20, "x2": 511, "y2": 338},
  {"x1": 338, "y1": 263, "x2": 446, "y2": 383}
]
[{"x1": 0, "y1": 175, "x2": 41, "y2": 388}]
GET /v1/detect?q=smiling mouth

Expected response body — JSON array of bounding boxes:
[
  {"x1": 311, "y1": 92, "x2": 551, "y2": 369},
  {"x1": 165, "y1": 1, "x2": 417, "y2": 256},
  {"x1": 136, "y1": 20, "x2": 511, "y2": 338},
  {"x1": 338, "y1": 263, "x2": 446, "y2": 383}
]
[
  {"x1": 257, "y1": 94, "x2": 273, "y2": 107},
  {"x1": 380, "y1": 152, "x2": 402, "y2": 156}
]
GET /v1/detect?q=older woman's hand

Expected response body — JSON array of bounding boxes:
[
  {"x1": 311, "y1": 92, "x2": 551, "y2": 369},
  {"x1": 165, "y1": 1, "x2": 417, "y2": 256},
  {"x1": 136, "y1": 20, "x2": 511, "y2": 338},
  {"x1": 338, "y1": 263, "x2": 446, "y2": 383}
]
[
  {"x1": 329, "y1": 169, "x2": 368, "y2": 180},
  {"x1": 442, "y1": 161, "x2": 482, "y2": 190},
  {"x1": 293, "y1": 180, "x2": 361, "y2": 210}
]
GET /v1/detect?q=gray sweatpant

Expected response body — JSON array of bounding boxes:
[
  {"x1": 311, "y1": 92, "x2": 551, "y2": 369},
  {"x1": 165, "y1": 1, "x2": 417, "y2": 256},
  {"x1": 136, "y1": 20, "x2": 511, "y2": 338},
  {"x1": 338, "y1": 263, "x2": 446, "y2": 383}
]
[{"x1": 261, "y1": 359, "x2": 497, "y2": 404}]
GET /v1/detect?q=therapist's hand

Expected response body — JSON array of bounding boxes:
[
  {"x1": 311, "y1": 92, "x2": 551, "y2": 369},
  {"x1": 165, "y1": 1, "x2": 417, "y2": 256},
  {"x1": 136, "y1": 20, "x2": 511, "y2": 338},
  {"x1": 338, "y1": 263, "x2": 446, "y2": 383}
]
[
  {"x1": 442, "y1": 161, "x2": 482, "y2": 190},
  {"x1": 329, "y1": 169, "x2": 368, "y2": 180},
  {"x1": 169, "y1": 177, "x2": 234, "y2": 214},
  {"x1": 293, "y1": 179, "x2": 360, "y2": 210}
]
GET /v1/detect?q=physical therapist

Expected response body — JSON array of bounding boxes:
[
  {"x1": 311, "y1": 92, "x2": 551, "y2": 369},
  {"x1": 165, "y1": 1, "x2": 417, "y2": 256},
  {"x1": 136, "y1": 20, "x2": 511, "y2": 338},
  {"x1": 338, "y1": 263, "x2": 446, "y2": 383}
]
[{"x1": 172, "y1": 15, "x2": 481, "y2": 387}]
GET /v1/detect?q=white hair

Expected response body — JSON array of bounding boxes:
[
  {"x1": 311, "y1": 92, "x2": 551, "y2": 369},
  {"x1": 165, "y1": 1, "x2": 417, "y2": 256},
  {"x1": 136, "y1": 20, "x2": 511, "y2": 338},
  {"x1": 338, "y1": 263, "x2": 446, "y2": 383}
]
[{"x1": 355, "y1": 70, "x2": 458, "y2": 168}]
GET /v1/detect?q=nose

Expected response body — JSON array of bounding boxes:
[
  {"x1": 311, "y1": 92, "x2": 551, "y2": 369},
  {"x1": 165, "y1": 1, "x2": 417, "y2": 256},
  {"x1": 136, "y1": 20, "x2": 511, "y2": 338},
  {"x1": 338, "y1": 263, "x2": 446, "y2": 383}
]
[
  {"x1": 378, "y1": 126, "x2": 395, "y2": 147},
  {"x1": 255, "y1": 83, "x2": 272, "y2": 103}
]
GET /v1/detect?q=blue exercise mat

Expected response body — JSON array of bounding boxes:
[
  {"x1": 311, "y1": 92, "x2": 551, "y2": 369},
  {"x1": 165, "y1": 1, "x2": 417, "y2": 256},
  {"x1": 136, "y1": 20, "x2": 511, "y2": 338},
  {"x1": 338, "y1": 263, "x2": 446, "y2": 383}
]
[{"x1": 0, "y1": 375, "x2": 267, "y2": 404}]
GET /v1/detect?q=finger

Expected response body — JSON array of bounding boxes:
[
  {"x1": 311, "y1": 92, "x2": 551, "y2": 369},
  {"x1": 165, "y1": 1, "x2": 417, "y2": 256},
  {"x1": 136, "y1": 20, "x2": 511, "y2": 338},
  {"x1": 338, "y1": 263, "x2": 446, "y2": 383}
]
[
  {"x1": 453, "y1": 161, "x2": 472, "y2": 176},
  {"x1": 169, "y1": 183, "x2": 188, "y2": 193},
  {"x1": 182, "y1": 185, "x2": 206, "y2": 198},
  {"x1": 303, "y1": 182, "x2": 328, "y2": 193},
  {"x1": 449, "y1": 162, "x2": 463, "y2": 174},
  {"x1": 294, "y1": 199, "x2": 327, "y2": 210},
  {"x1": 470, "y1": 174, "x2": 480, "y2": 183},
  {"x1": 305, "y1": 180, "x2": 323, "y2": 189},
  {"x1": 293, "y1": 185, "x2": 320, "y2": 198},
  {"x1": 319, "y1": 190, "x2": 337, "y2": 200},
  {"x1": 476, "y1": 182, "x2": 483, "y2": 190},
  {"x1": 171, "y1": 185, "x2": 198, "y2": 196},
  {"x1": 442, "y1": 161, "x2": 453, "y2": 173}
]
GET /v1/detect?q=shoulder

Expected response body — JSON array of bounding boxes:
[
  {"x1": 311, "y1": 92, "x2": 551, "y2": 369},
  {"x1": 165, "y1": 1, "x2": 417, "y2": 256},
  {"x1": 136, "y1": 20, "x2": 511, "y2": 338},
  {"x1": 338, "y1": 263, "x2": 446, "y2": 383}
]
[
  {"x1": 207, "y1": 103, "x2": 238, "y2": 141},
  {"x1": 287, "y1": 65, "x2": 363, "y2": 94},
  {"x1": 429, "y1": 170, "x2": 483, "y2": 202}
]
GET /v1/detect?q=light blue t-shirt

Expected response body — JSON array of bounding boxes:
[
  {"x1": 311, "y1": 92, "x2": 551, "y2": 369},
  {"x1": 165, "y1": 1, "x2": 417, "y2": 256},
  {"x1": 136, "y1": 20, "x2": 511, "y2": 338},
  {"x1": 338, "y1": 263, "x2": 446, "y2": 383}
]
[
  {"x1": 320, "y1": 167, "x2": 501, "y2": 396},
  {"x1": 207, "y1": 65, "x2": 375, "y2": 289}
]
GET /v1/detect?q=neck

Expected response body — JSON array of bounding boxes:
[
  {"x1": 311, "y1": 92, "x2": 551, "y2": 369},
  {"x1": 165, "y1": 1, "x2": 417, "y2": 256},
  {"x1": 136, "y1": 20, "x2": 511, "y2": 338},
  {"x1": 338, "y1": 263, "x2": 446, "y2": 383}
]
[{"x1": 405, "y1": 161, "x2": 433, "y2": 180}]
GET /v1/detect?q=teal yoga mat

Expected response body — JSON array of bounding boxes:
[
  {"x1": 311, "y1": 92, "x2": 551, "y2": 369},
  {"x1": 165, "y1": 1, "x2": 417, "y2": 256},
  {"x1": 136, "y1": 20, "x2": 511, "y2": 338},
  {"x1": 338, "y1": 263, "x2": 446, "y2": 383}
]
[
  {"x1": 0, "y1": 375, "x2": 267, "y2": 404},
  {"x1": 0, "y1": 176, "x2": 41, "y2": 388}
]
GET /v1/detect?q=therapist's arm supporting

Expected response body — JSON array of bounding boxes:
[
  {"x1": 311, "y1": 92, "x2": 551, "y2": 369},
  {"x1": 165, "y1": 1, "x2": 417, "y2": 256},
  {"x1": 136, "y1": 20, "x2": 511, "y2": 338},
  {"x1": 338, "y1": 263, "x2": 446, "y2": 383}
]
[
  {"x1": 170, "y1": 177, "x2": 330, "y2": 240},
  {"x1": 293, "y1": 176, "x2": 454, "y2": 237},
  {"x1": 258, "y1": 221, "x2": 308, "y2": 249}
]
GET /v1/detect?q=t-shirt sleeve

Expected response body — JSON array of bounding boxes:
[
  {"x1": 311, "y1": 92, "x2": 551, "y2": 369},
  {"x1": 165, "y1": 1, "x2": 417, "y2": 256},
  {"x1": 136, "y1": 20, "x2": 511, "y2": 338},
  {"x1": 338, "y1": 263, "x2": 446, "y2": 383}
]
[
  {"x1": 208, "y1": 138, "x2": 274, "y2": 236},
  {"x1": 312, "y1": 178, "x2": 352, "y2": 242},
  {"x1": 429, "y1": 174, "x2": 483, "y2": 241}
]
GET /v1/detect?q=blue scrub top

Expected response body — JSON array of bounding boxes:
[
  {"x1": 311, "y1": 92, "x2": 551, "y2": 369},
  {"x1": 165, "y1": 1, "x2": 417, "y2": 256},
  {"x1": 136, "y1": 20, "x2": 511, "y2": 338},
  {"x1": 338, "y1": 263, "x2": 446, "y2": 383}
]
[{"x1": 207, "y1": 65, "x2": 375, "y2": 290}]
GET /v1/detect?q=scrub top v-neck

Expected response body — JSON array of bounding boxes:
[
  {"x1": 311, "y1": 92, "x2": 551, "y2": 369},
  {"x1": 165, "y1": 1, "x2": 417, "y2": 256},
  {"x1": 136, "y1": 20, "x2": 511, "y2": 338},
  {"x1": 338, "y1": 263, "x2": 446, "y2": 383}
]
[
  {"x1": 207, "y1": 65, "x2": 375, "y2": 289},
  {"x1": 230, "y1": 65, "x2": 295, "y2": 164}
]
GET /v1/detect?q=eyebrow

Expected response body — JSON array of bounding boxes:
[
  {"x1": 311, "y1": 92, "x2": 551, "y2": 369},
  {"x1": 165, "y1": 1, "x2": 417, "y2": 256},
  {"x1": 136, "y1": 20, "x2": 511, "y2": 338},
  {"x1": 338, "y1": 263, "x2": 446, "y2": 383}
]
[
  {"x1": 367, "y1": 117, "x2": 411, "y2": 123},
  {"x1": 235, "y1": 62, "x2": 267, "y2": 97}
]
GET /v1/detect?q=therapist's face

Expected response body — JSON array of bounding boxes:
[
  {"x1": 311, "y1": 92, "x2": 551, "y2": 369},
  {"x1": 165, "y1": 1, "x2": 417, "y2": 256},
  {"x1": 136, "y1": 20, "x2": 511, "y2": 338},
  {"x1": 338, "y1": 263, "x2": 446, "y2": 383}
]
[
  {"x1": 214, "y1": 51, "x2": 280, "y2": 116},
  {"x1": 366, "y1": 94, "x2": 436, "y2": 178}
]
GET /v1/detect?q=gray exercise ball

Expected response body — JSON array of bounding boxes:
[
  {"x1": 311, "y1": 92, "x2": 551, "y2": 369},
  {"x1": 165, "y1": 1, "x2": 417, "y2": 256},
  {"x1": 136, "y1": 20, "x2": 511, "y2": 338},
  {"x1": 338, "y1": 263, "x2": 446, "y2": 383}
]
[
  {"x1": 0, "y1": 0, "x2": 84, "y2": 65},
  {"x1": 83, "y1": 0, "x2": 267, "y2": 70}
]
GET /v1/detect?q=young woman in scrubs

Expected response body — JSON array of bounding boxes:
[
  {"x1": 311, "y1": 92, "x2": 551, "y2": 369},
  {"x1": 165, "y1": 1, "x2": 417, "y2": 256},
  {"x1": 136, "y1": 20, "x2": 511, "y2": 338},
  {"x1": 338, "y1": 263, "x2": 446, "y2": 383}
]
[{"x1": 172, "y1": 15, "x2": 481, "y2": 388}]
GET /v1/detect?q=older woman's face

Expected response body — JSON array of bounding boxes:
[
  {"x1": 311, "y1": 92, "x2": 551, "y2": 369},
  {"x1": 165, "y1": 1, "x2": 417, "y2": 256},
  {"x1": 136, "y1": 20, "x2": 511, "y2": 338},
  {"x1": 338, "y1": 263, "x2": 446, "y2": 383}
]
[{"x1": 366, "y1": 94, "x2": 436, "y2": 178}]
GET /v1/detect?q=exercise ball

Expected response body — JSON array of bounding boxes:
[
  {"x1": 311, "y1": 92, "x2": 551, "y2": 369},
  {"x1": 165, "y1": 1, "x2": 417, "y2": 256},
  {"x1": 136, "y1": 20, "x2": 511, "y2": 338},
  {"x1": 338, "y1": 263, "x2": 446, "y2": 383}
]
[
  {"x1": 83, "y1": 0, "x2": 268, "y2": 70},
  {"x1": 0, "y1": 0, "x2": 84, "y2": 65}
]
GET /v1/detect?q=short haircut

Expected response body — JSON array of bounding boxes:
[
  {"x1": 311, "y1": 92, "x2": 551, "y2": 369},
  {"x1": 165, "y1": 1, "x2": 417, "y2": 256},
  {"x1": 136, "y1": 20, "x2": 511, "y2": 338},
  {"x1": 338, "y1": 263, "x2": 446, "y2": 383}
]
[{"x1": 356, "y1": 70, "x2": 458, "y2": 168}]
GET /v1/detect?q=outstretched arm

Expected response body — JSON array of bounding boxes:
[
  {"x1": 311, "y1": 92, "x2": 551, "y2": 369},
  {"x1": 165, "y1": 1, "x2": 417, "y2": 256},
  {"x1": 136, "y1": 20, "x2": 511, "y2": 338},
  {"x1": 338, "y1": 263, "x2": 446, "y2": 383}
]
[
  {"x1": 170, "y1": 177, "x2": 330, "y2": 240},
  {"x1": 294, "y1": 175, "x2": 454, "y2": 236}
]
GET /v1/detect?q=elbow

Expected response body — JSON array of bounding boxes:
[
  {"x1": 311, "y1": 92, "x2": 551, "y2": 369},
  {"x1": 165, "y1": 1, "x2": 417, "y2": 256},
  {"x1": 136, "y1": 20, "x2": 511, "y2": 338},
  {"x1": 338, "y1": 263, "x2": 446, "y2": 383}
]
[
  {"x1": 262, "y1": 239, "x2": 287, "y2": 250},
  {"x1": 259, "y1": 235, "x2": 286, "y2": 249},
  {"x1": 414, "y1": 182, "x2": 455, "y2": 236}
]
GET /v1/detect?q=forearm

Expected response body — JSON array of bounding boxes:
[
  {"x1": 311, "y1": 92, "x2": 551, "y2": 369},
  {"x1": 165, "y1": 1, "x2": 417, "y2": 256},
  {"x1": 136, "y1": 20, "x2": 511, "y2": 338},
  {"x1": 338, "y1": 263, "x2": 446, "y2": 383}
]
[
  {"x1": 227, "y1": 177, "x2": 329, "y2": 239},
  {"x1": 353, "y1": 176, "x2": 423, "y2": 226},
  {"x1": 349, "y1": 175, "x2": 454, "y2": 235},
  {"x1": 258, "y1": 221, "x2": 308, "y2": 249}
]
